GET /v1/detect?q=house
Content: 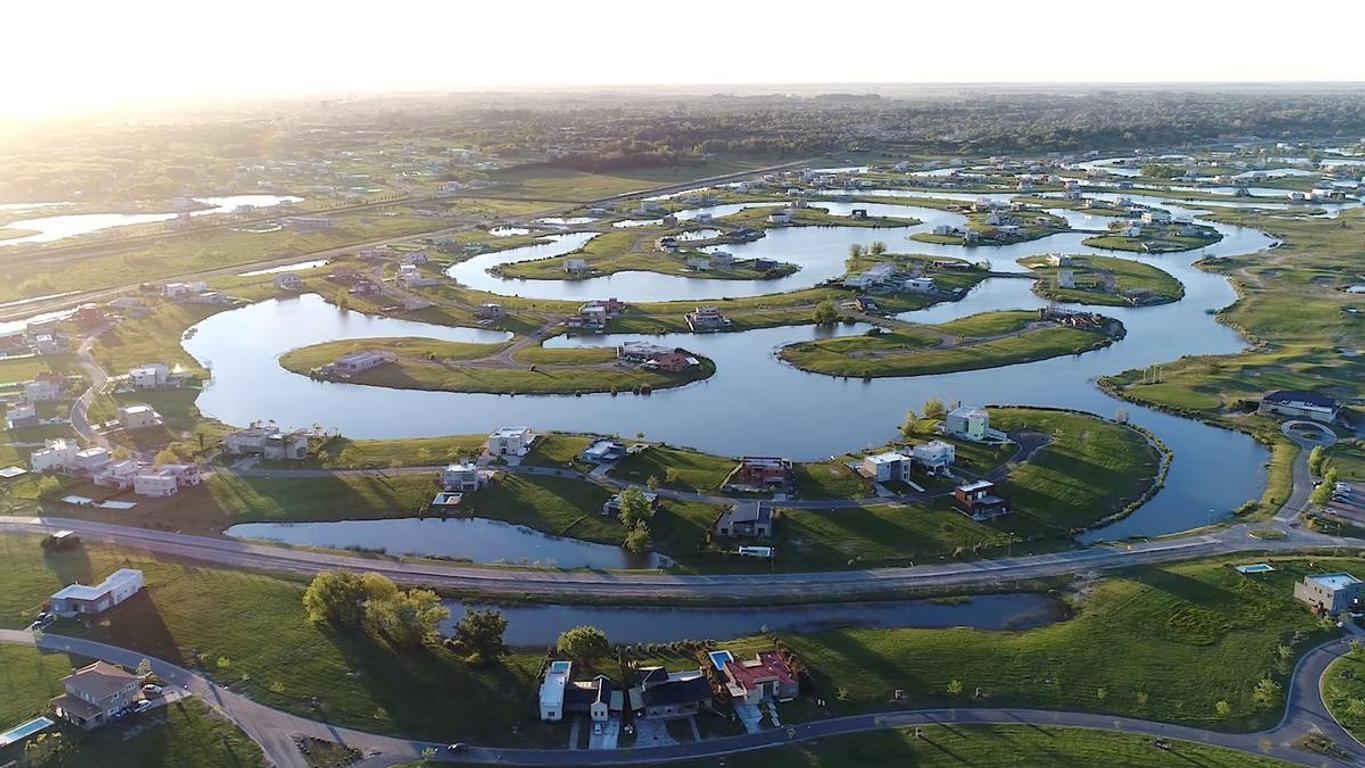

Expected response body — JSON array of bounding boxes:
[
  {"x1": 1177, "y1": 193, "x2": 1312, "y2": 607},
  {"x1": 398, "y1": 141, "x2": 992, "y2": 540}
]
[
  {"x1": 932, "y1": 224, "x2": 963, "y2": 237},
  {"x1": 133, "y1": 463, "x2": 201, "y2": 497},
  {"x1": 93, "y1": 459, "x2": 141, "y2": 490},
  {"x1": 1294, "y1": 573, "x2": 1362, "y2": 614},
  {"x1": 30, "y1": 333, "x2": 65, "y2": 355},
  {"x1": 128, "y1": 363, "x2": 170, "y2": 389},
  {"x1": 162, "y1": 281, "x2": 207, "y2": 298},
  {"x1": 903, "y1": 277, "x2": 935, "y2": 294},
  {"x1": 117, "y1": 404, "x2": 163, "y2": 431},
  {"x1": 274, "y1": 273, "x2": 303, "y2": 291},
  {"x1": 5, "y1": 402, "x2": 38, "y2": 429},
  {"x1": 945, "y1": 406, "x2": 989, "y2": 441},
  {"x1": 281, "y1": 216, "x2": 336, "y2": 233},
  {"x1": 602, "y1": 490, "x2": 659, "y2": 517},
  {"x1": 1141, "y1": 210, "x2": 1172, "y2": 225},
  {"x1": 720, "y1": 651, "x2": 798, "y2": 704},
  {"x1": 330, "y1": 351, "x2": 395, "y2": 375},
  {"x1": 51, "y1": 662, "x2": 141, "y2": 730},
  {"x1": 475, "y1": 303, "x2": 505, "y2": 321},
  {"x1": 539, "y1": 660, "x2": 572, "y2": 721},
  {"x1": 441, "y1": 462, "x2": 485, "y2": 492},
  {"x1": 618, "y1": 341, "x2": 674, "y2": 362},
  {"x1": 487, "y1": 427, "x2": 536, "y2": 457},
  {"x1": 766, "y1": 209, "x2": 793, "y2": 225},
  {"x1": 911, "y1": 440, "x2": 956, "y2": 473},
  {"x1": 632, "y1": 666, "x2": 712, "y2": 719},
  {"x1": 222, "y1": 423, "x2": 311, "y2": 461},
  {"x1": 349, "y1": 280, "x2": 382, "y2": 296},
  {"x1": 709, "y1": 250, "x2": 735, "y2": 268},
  {"x1": 685, "y1": 306, "x2": 731, "y2": 332},
  {"x1": 714, "y1": 503, "x2": 774, "y2": 539},
  {"x1": 49, "y1": 569, "x2": 144, "y2": 618},
  {"x1": 563, "y1": 675, "x2": 616, "y2": 723},
  {"x1": 25, "y1": 373, "x2": 67, "y2": 402},
  {"x1": 1057, "y1": 268, "x2": 1077, "y2": 289},
  {"x1": 1046, "y1": 254, "x2": 1073, "y2": 267},
  {"x1": 30, "y1": 438, "x2": 78, "y2": 472},
  {"x1": 860, "y1": 452, "x2": 912, "y2": 483},
  {"x1": 658, "y1": 236, "x2": 680, "y2": 253},
  {"x1": 953, "y1": 480, "x2": 1011, "y2": 520},
  {"x1": 644, "y1": 349, "x2": 694, "y2": 373},
  {"x1": 1258, "y1": 390, "x2": 1340, "y2": 423},
  {"x1": 582, "y1": 440, "x2": 626, "y2": 464},
  {"x1": 73, "y1": 303, "x2": 106, "y2": 330},
  {"x1": 564, "y1": 258, "x2": 590, "y2": 275},
  {"x1": 72, "y1": 447, "x2": 111, "y2": 474},
  {"x1": 729, "y1": 456, "x2": 795, "y2": 493},
  {"x1": 686, "y1": 254, "x2": 713, "y2": 271}
]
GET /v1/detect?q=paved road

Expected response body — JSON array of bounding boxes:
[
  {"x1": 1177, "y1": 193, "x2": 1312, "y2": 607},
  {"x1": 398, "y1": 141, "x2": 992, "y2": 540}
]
[
  {"x1": 69, "y1": 325, "x2": 112, "y2": 450},
  {"x1": 3, "y1": 628, "x2": 1363, "y2": 767}
]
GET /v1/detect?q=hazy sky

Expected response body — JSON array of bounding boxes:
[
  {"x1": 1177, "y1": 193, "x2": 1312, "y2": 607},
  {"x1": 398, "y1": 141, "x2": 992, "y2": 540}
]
[{"x1": 6, "y1": 0, "x2": 1365, "y2": 118}]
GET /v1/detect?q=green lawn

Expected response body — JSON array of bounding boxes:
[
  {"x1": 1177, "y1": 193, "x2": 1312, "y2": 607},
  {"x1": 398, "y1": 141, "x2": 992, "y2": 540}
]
[
  {"x1": 1083, "y1": 227, "x2": 1221, "y2": 253},
  {"x1": 1018, "y1": 254, "x2": 1185, "y2": 306},
  {"x1": 1322, "y1": 648, "x2": 1365, "y2": 744}
]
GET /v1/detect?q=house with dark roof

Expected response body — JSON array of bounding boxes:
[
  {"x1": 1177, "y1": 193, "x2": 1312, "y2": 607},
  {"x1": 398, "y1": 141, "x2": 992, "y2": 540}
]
[
  {"x1": 715, "y1": 503, "x2": 774, "y2": 539},
  {"x1": 1258, "y1": 390, "x2": 1340, "y2": 424},
  {"x1": 631, "y1": 666, "x2": 713, "y2": 719},
  {"x1": 953, "y1": 480, "x2": 1011, "y2": 521},
  {"x1": 562, "y1": 675, "x2": 619, "y2": 723},
  {"x1": 51, "y1": 661, "x2": 141, "y2": 729}
]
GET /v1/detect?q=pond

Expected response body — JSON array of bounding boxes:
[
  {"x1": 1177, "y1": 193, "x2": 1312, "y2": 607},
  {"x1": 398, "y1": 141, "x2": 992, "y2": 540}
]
[
  {"x1": 441, "y1": 592, "x2": 1065, "y2": 647},
  {"x1": 226, "y1": 516, "x2": 668, "y2": 570},
  {"x1": 0, "y1": 194, "x2": 304, "y2": 246}
]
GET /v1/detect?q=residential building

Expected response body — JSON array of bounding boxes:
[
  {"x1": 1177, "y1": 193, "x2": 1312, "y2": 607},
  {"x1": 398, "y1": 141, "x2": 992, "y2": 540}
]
[
  {"x1": 953, "y1": 480, "x2": 1011, "y2": 520},
  {"x1": 860, "y1": 452, "x2": 912, "y2": 483},
  {"x1": 222, "y1": 423, "x2": 311, "y2": 461},
  {"x1": 602, "y1": 490, "x2": 659, "y2": 517},
  {"x1": 274, "y1": 273, "x2": 303, "y2": 290},
  {"x1": 714, "y1": 503, "x2": 774, "y2": 539},
  {"x1": 539, "y1": 660, "x2": 573, "y2": 721},
  {"x1": 1294, "y1": 573, "x2": 1362, "y2": 614},
  {"x1": 632, "y1": 666, "x2": 712, "y2": 719},
  {"x1": 685, "y1": 306, "x2": 731, "y2": 332},
  {"x1": 563, "y1": 675, "x2": 616, "y2": 723},
  {"x1": 564, "y1": 258, "x2": 590, "y2": 275},
  {"x1": 721, "y1": 651, "x2": 798, "y2": 704},
  {"x1": 49, "y1": 569, "x2": 144, "y2": 618},
  {"x1": 945, "y1": 406, "x2": 990, "y2": 442},
  {"x1": 618, "y1": 341, "x2": 674, "y2": 362},
  {"x1": 30, "y1": 439, "x2": 78, "y2": 472},
  {"x1": 93, "y1": 459, "x2": 141, "y2": 490},
  {"x1": 1057, "y1": 268, "x2": 1077, "y2": 289},
  {"x1": 5, "y1": 402, "x2": 38, "y2": 429},
  {"x1": 128, "y1": 363, "x2": 170, "y2": 389},
  {"x1": 72, "y1": 447, "x2": 111, "y2": 474},
  {"x1": 475, "y1": 303, "x2": 505, "y2": 321},
  {"x1": 645, "y1": 350, "x2": 694, "y2": 373},
  {"x1": 162, "y1": 281, "x2": 207, "y2": 298},
  {"x1": 729, "y1": 457, "x2": 795, "y2": 492},
  {"x1": 581, "y1": 440, "x2": 626, "y2": 464},
  {"x1": 766, "y1": 209, "x2": 793, "y2": 225},
  {"x1": 1258, "y1": 390, "x2": 1340, "y2": 423},
  {"x1": 73, "y1": 303, "x2": 106, "y2": 330},
  {"x1": 903, "y1": 277, "x2": 935, "y2": 294},
  {"x1": 330, "y1": 351, "x2": 395, "y2": 375},
  {"x1": 487, "y1": 427, "x2": 536, "y2": 457},
  {"x1": 24, "y1": 373, "x2": 67, "y2": 401},
  {"x1": 133, "y1": 464, "x2": 201, "y2": 497},
  {"x1": 51, "y1": 662, "x2": 141, "y2": 730},
  {"x1": 117, "y1": 404, "x2": 163, "y2": 431},
  {"x1": 441, "y1": 462, "x2": 485, "y2": 492},
  {"x1": 911, "y1": 440, "x2": 956, "y2": 474}
]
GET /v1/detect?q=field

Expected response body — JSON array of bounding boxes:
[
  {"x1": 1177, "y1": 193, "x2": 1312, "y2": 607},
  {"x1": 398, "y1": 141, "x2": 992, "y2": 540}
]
[
  {"x1": 1018, "y1": 254, "x2": 1185, "y2": 306},
  {"x1": 1083, "y1": 226, "x2": 1222, "y2": 254},
  {"x1": 1322, "y1": 649, "x2": 1365, "y2": 743}
]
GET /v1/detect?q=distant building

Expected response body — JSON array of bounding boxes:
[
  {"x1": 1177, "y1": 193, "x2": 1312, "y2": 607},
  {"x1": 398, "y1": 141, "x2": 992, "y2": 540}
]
[
  {"x1": 72, "y1": 447, "x2": 111, "y2": 475},
  {"x1": 953, "y1": 480, "x2": 1011, "y2": 521},
  {"x1": 539, "y1": 660, "x2": 573, "y2": 721},
  {"x1": 1258, "y1": 390, "x2": 1340, "y2": 423},
  {"x1": 274, "y1": 273, "x2": 303, "y2": 291},
  {"x1": 1294, "y1": 573, "x2": 1361, "y2": 614},
  {"x1": 117, "y1": 404, "x2": 163, "y2": 431},
  {"x1": 487, "y1": 427, "x2": 536, "y2": 457},
  {"x1": 128, "y1": 363, "x2": 170, "y2": 389},
  {"x1": 902, "y1": 277, "x2": 935, "y2": 294},
  {"x1": 441, "y1": 462, "x2": 485, "y2": 492},
  {"x1": 860, "y1": 452, "x2": 912, "y2": 483},
  {"x1": 715, "y1": 503, "x2": 774, "y2": 539},
  {"x1": 945, "y1": 406, "x2": 991, "y2": 442},
  {"x1": 564, "y1": 258, "x2": 590, "y2": 275},
  {"x1": 685, "y1": 306, "x2": 732, "y2": 332},
  {"x1": 329, "y1": 351, "x2": 395, "y2": 375},
  {"x1": 582, "y1": 440, "x2": 627, "y2": 464},
  {"x1": 51, "y1": 661, "x2": 141, "y2": 730},
  {"x1": 720, "y1": 651, "x2": 798, "y2": 704},
  {"x1": 281, "y1": 216, "x2": 336, "y2": 233},
  {"x1": 49, "y1": 569, "x2": 144, "y2": 618},
  {"x1": 5, "y1": 402, "x2": 38, "y2": 429},
  {"x1": 911, "y1": 440, "x2": 956, "y2": 474},
  {"x1": 729, "y1": 457, "x2": 794, "y2": 493},
  {"x1": 475, "y1": 303, "x2": 505, "y2": 321},
  {"x1": 222, "y1": 423, "x2": 310, "y2": 461},
  {"x1": 133, "y1": 463, "x2": 201, "y2": 497},
  {"x1": 24, "y1": 373, "x2": 67, "y2": 402},
  {"x1": 30, "y1": 438, "x2": 78, "y2": 472},
  {"x1": 602, "y1": 490, "x2": 659, "y2": 517}
]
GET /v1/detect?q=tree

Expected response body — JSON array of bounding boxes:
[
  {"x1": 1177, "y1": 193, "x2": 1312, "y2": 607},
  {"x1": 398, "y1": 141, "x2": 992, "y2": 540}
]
[
  {"x1": 557, "y1": 625, "x2": 610, "y2": 660},
  {"x1": 1311, "y1": 468, "x2": 1339, "y2": 506},
  {"x1": 302, "y1": 570, "x2": 370, "y2": 627},
  {"x1": 1215, "y1": 700, "x2": 1232, "y2": 717},
  {"x1": 617, "y1": 487, "x2": 654, "y2": 528},
  {"x1": 813, "y1": 299, "x2": 839, "y2": 325},
  {"x1": 947, "y1": 678, "x2": 964, "y2": 696},
  {"x1": 1308, "y1": 445, "x2": 1325, "y2": 476},
  {"x1": 623, "y1": 523, "x2": 651, "y2": 553},
  {"x1": 900, "y1": 408, "x2": 918, "y2": 440},
  {"x1": 923, "y1": 397, "x2": 947, "y2": 420},
  {"x1": 366, "y1": 587, "x2": 448, "y2": 648},
  {"x1": 848, "y1": 244, "x2": 864, "y2": 259},
  {"x1": 453, "y1": 608, "x2": 509, "y2": 662},
  {"x1": 136, "y1": 658, "x2": 153, "y2": 678},
  {"x1": 153, "y1": 448, "x2": 180, "y2": 466},
  {"x1": 869, "y1": 241, "x2": 887, "y2": 256},
  {"x1": 25, "y1": 732, "x2": 73, "y2": 766},
  {"x1": 1252, "y1": 677, "x2": 1282, "y2": 708}
]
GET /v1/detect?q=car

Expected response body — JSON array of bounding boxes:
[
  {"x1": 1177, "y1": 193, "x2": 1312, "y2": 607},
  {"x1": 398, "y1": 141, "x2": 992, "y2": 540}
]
[
  {"x1": 134, "y1": 700, "x2": 154, "y2": 714},
  {"x1": 142, "y1": 684, "x2": 163, "y2": 697},
  {"x1": 592, "y1": 722, "x2": 604, "y2": 736},
  {"x1": 446, "y1": 743, "x2": 468, "y2": 753}
]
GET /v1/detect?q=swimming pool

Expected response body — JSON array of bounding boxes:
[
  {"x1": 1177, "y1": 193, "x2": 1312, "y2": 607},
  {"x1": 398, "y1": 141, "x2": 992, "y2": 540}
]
[
  {"x1": 0, "y1": 716, "x2": 54, "y2": 748},
  {"x1": 1235, "y1": 563, "x2": 1276, "y2": 574}
]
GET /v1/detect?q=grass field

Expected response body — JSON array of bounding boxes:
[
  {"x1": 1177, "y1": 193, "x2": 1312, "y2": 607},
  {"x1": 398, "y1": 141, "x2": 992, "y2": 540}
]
[
  {"x1": 486, "y1": 155, "x2": 798, "y2": 202},
  {"x1": 1322, "y1": 648, "x2": 1365, "y2": 744},
  {"x1": 1083, "y1": 227, "x2": 1222, "y2": 253},
  {"x1": 1018, "y1": 254, "x2": 1185, "y2": 306}
]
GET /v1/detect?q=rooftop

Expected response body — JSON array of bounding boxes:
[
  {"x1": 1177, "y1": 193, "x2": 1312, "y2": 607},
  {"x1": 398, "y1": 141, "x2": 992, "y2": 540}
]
[
  {"x1": 51, "y1": 569, "x2": 143, "y2": 602},
  {"x1": 61, "y1": 661, "x2": 138, "y2": 701},
  {"x1": 1308, "y1": 573, "x2": 1361, "y2": 591}
]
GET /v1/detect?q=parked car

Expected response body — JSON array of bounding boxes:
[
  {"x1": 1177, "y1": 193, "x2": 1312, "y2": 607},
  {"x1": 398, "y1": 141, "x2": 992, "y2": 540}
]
[
  {"x1": 446, "y1": 743, "x2": 468, "y2": 753},
  {"x1": 134, "y1": 700, "x2": 153, "y2": 714},
  {"x1": 142, "y1": 684, "x2": 163, "y2": 697}
]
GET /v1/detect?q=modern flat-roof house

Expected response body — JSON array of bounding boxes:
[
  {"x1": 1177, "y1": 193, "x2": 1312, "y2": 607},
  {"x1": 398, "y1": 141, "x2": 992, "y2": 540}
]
[
  {"x1": 330, "y1": 351, "x2": 395, "y2": 375},
  {"x1": 632, "y1": 666, "x2": 713, "y2": 719},
  {"x1": 582, "y1": 440, "x2": 626, "y2": 464},
  {"x1": 539, "y1": 660, "x2": 573, "y2": 721},
  {"x1": 860, "y1": 452, "x2": 912, "y2": 483},
  {"x1": 715, "y1": 503, "x2": 774, "y2": 539},
  {"x1": 73, "y1": 447, "x2": 112, "y2": 474},
  {"x1": 222, "y1": 423, "x2": 310, "y2": 461},
  {"x1": 51, "y1": 662, "x2": 141, "y2": 730},
  {"x1": 274, "y1": 273, "x2": 303, "y2": 290},
  {"x1": 1258, "y1": 390, "x2": 1340, "y2": 424},
  {"x1": 93, "y1": 459, "x2": 140, "y2": 490},
  {"x1": 488, "y1": 427, "x2": 536, "y2": 457},
  {"x1": 30, "y1": 439, "x2": 78, "y2": 472},
  {"x1": 133, "y1": 464, "x2": 200, "y2": 497},
  {"x1": 128, "y1": 363, "x2": 170, "y2": 389},
  {"x1": 1294, "y1": 573, "x2": 1362, "y2": 614},
  {"x1": 441, "y1": 462, "x2": 485, "y2": 492},
  {"x1": 117, "y1": 404, "x2": 163, "y2": 431},
  {"x1": 5, "y1": 402, "x2": 38, "y2": 429},
  {"x1": 911, "y1": 440, "x2": 956, "y2": 474},
  {"x1": 49, "y1": 569, "x2": 144, "y2": 617},
  {"x1": 24, "y1": 373, "x2": 67, "y2": 401},
  {"x1": 945, "y1": 406, "x2": 990, "y2": 442},
  {"x1": 728, "y1": 456, "x2": 795, "y2": 493},
  {"x1": 953, "y1": 480, "x2": 1011, "y2": 520},
  {"x1": 602, "y1": 490, "x2": 659, "y2": 517},
  {"x1": 903, "y1": 277, "x2": 935, "y2": 294},
  {"x1": 721, "y1": 651, "x2": 798, "y2": 705},
  {"x1": 685, "y1": 306, "x2": 732, "y2": 332},
  {"x1": 564, "y1": 258, "x2": 590, "y2": 275}
]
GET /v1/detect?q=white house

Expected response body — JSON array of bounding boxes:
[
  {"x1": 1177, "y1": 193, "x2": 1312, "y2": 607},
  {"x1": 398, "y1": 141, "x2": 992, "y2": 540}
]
[
  {"x1": 766, "y1": 209, "x2": 793, "y2": 225},
  {"x1": 24, "y1": 375, "x2": 66, "y2": 402},
  {"x1": 1141, "y1": 210, "x2": 1172, "y2": 225},
  {"x1": 488, "y1": 427, "x2": 536, "y2": 457},
  {"x1": 860, "y1": 452, "x2": 912, "y2": 483},
  {"x1": 539, "y1": 660, "x2": 572, "y2": 721},
  {"x1": 1294, "y1": 573, "x2": 1362, "y2": 614},
  {"x1": 162, "y1": 281, "x2": 207, "y2": 298},
  {"x1": 274, "y1": 273, "x2": 303, "y2": 291},
  {"x1": 1057, "y1": 268, "x2": 1077, "y2": 289},
  {"x1": 133, "y1": 464, "x2": 201, "y2": 497},
  {"x1": 5, "y1": 402, "x2": 38, "y2": 429},
  {"x1": 441, "y1": 462, "x2": 485, "y2": 492},
  {"x1": 49, "y1": 569, "x2": 144, "y2": 617},
  {"x1": 330, "y1": 351, "x2": 394, "y2": 375},
  {"x1": 128, "y1": 363, "x2": 170, "y2": 389},
  {"x1": 30, "y1": 439, "x2": 78, "y2": 472},
  {"x1": 911, "y1": 440, "x2": 956, "y2": 473},
  {"x1": 945, "y1": 406, "x2": 990, "y2": 442},
  {"x1": 94, "y1": 459, "x2": 141, "y2": 490},
  {"x1": 903, "y1": 277, "x2": 935, "y2": 294},
  {"x1": 564, "y1": 259, "x2": 590, "y2": 275},
  {"x1": 73, "y1": 447, "x2": 112, "y2": 475},
  {"x1": 117, "y1": 404, "x2": 163, "y2": 431}
]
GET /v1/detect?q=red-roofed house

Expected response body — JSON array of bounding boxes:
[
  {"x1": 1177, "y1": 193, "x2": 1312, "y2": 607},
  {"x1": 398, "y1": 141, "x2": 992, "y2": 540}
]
[{"x1": 722, "y1": 651, "x2": 798, "y2": 704}]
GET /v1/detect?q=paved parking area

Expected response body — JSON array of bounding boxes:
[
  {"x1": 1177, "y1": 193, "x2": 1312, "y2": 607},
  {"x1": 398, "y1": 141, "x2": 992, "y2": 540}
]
[
  {"x1": 587, "y1": 717, "x2": 620, "y2": 750},
  {"x1": 631, "y1": 718, "x2": 678, "y2": 747}
]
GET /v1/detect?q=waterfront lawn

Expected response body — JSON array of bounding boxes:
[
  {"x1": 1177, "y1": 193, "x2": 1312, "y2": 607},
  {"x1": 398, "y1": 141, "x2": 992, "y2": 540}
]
[
  {"x1": 781, "y1": 555, "x2": 1340, "y2": 732},
  {"x1": 1018, "y1": 254, "x2": 1185, "y2": 306},
  {"x1": 311, "y1": 435, "x2": 488, "y2": 469},
  {"x1": 92, "y1": 301, "x2": 225, "y2": 376},
  {"x1": 1082, "y1": 228, "x2": 1221, "y2": 253},
  {"x1": 610, "y1": 444, "x2": 736, "y2": 494},
  {"x1": 665, "y1": 725, "x2": 1295, "y2": 768}
]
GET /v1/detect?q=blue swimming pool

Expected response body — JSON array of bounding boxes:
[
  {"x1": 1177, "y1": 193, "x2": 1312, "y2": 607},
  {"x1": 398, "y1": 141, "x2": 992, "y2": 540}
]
[
  {"x1": 0, "y1": 716, "x2": 54, "y2": 748},
  {"x1": 708, "y1": 650, "x2": 734, "y2": 671}
]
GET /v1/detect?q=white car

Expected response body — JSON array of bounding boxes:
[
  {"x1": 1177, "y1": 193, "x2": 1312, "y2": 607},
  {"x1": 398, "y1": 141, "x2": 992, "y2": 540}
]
[{"x1": 134, "y1": 699, "x2": 154, "y2": 714}]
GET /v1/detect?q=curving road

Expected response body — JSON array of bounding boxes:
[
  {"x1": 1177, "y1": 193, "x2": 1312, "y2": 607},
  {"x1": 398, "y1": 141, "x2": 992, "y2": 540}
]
[{"x1": 4, "y1": 628, "x2": 1363, "y2": 767}]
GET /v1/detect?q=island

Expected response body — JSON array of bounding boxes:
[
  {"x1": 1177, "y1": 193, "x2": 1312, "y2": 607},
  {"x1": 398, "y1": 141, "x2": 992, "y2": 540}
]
[{"x1": 1017, "y1": 253, "x2": 1185, "y2": 306}]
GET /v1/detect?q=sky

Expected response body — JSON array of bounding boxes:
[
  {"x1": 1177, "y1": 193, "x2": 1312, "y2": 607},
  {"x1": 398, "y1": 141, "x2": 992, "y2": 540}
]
[{"x1": 6, "y1": 0, "x2": 1365, "y2": 119}]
